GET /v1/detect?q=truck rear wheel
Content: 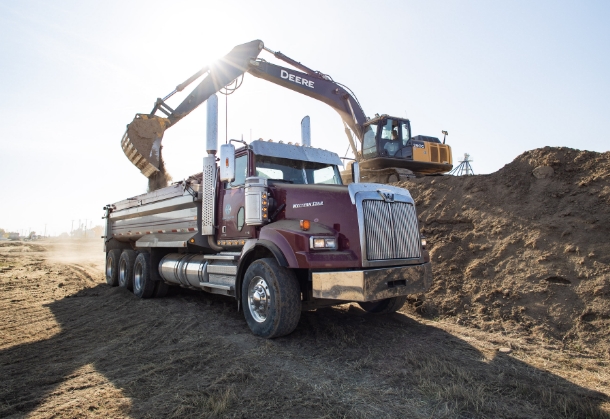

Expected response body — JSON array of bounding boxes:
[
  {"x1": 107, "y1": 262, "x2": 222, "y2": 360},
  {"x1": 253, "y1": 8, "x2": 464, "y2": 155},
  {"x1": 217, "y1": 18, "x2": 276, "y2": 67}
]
[
  {"x1": 118, "y1": 250, "x2": 137, "y2": 291},
  {"x1": 358, "y1": 295, "x2": 408, "y2": 314},
  {"x1": 242, "y1": 258, "x2": 301, "y2": 338},
  {"x1": 106, "y1": 249, "x2": 121, "y2": 287},
  {"x1": 133, "y1": 252, "x2": 156, "y2": 299}
]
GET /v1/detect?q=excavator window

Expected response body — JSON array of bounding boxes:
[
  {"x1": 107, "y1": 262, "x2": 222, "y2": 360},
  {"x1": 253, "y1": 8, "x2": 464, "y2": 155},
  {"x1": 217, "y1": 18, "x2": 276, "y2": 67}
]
[
  {"x1": 381, "y1": 119, "x2": 402, "y2": 156},
  {"x1": 401, "y1": 121, "x2": 411, "y2": 142},
  {"x1": 362, "y1": 124, "x2": 378, "y2": 159}
]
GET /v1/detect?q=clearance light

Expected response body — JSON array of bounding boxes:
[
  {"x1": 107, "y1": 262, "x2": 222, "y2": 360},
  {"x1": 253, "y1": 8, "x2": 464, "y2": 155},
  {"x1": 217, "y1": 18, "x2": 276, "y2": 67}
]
[
  {"x1": 300, "y1": 220, "x2": 310, "y2": 231},
  {"x1": 421, "y1": 236, "x2": 427, "y2": 248}
]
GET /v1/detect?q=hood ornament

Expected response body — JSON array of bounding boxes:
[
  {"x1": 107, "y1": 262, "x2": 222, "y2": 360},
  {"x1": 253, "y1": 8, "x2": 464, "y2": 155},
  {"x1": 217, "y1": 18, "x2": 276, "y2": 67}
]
[{"x1": 377, "y1": 190, "x2": 394, "y2": 202}]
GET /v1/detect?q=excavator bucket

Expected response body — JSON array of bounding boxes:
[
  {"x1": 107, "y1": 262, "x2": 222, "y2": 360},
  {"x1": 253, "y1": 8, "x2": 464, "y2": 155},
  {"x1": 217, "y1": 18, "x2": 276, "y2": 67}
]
[{"x1": 121, "y1": 114, "x2": 170, "y2": 178}]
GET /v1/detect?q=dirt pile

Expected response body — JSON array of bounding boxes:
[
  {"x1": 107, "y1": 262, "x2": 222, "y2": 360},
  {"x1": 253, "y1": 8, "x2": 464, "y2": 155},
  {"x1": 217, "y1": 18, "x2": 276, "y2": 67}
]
[{"x1": 396, "y1": 147, "x2": 610, "y2": 355}]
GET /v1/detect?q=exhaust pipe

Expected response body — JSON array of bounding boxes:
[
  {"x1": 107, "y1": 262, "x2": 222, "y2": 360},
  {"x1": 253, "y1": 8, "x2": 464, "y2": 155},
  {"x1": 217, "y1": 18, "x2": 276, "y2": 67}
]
[
  {"x1": 301, "y1": 115, "x2": 311, "y2": 147},
  {"x1": 202, "y1": 94, "x2": 218, "y2": 236},
  {"x1": 206, "y1": 94, "x2": 218, "y2": 156}
]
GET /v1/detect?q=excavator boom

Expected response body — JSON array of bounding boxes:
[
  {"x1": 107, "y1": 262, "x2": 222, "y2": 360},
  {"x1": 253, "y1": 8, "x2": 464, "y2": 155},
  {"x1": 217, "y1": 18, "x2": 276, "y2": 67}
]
[
  {"x1": 121, "y1": 39, "x2": 452, "y2": 188},
  {"x1": 121, "y1": 40, "x2": 264, "y2": 181}
]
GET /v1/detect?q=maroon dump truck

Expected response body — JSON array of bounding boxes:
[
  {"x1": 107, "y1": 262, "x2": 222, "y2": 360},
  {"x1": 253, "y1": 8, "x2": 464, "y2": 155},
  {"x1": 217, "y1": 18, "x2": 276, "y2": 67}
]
[{"x1": 104, "y1": 135, "x2": 432, "y2": 338}]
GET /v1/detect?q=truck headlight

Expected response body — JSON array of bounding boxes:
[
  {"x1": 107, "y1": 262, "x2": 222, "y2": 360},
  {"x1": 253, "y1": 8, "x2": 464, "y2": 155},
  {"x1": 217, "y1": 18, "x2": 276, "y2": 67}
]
[{"x1": 310, "y1": 237, "x2": 337, "y2": 250}]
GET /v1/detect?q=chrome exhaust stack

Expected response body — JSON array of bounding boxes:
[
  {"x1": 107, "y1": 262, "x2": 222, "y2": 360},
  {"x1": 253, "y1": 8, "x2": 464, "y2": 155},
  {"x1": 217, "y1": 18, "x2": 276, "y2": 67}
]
[
  {"x1": 301, "y1": 115, "x2": 311, "y2": 147},
  {"x1": 206, "y1": 94, "x2": 219, "y2": 156},
  {"x1": 202, "y1": 94, "x2": 218, "y2": 236}
]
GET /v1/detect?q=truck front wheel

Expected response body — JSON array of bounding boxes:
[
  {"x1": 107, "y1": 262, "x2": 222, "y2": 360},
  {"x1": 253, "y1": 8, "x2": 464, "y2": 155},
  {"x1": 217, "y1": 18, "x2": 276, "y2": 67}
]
[
  {"x1": 242, "y1": 258, "x2": 301, "y2": 338},
  {"x1": 358, "y1": 296, "x2": 408, "y2": 314},
  {"x1": 133, "y1": 252, "x2": 156, "y2": 299}
]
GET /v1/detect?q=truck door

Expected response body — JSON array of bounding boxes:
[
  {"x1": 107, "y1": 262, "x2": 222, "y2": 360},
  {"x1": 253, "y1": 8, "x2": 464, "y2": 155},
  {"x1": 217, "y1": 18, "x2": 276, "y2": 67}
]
[{"x1": 219, "y1": 151, "x2": 255, "y2": 245}]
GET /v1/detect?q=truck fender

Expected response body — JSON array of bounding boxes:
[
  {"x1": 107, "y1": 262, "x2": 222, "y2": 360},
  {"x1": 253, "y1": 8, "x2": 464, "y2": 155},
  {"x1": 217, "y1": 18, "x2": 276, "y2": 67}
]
[{"x1": 235, "y1": 240, "x2": 289, "y2": 309}]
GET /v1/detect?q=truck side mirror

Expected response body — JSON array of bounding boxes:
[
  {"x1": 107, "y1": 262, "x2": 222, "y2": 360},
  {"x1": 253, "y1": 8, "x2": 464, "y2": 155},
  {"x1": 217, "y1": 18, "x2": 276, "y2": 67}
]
[
  {"x1": 351, "y1": 161, "x2": 360, "y2": 183},
  {"x1": 219, "y1": 144, "x2": 235, "y2": 182}
]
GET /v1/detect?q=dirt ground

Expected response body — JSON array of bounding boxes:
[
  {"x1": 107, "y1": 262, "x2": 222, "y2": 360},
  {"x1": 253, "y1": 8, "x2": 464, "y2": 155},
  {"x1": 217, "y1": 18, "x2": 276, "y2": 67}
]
[
  {"x1": 395, "y1": 147, "x2": 610, "y2": 357},
  {"x1": 0, "y1": 238, "x2": 608, "y2": 418},
  {"x1": 0, "y1": 146, "x2": 609, "y2": 418}
]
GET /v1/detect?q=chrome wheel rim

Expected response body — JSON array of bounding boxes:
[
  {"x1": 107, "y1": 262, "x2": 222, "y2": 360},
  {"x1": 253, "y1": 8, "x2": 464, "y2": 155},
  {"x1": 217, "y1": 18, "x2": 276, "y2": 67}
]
[
  {"x1": 248, "y1": 276, "x2": 270, "y2": 323},
  {"x1": 134, "y1": 262, "x2": 143, "y2": 292},
  {"x1": 106, "y1": 256, "x2": 113, "y2": 278},
  {"x1": 119, "y1": 258, "x2": 127, "y2": 286}
]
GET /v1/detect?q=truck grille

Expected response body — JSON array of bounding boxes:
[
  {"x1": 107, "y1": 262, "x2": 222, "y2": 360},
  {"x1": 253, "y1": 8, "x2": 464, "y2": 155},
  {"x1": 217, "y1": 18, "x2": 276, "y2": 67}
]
[{"x1": 362, "y1": 200, "x2": 421, "y2": 260}]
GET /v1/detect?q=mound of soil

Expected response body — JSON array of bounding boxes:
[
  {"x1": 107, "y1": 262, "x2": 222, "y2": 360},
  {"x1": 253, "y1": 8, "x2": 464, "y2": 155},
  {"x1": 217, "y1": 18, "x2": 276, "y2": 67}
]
[{"x1": 396, "y1": 147, "x2": 610, "y2": 355}]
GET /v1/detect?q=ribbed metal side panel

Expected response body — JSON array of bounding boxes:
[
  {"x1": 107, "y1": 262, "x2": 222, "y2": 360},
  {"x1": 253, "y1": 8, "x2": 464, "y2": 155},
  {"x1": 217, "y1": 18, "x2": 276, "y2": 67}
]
[
  {"x1": 201, "y1": 156, "x2": 216, "y2": 235},
  {"x1": 440, "y1": 147, "x2": 449, "y2": 163},
  {"x1": 430, "y1": 144, "x2": 439, "y2": 162},
  {"x1": 362, "y1": 200, "x2": 421, "y2": 260}
]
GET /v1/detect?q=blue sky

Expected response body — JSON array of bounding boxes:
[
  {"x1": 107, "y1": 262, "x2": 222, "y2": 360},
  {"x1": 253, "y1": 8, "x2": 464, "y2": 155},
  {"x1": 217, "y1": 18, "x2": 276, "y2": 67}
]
[{"x1": 0, "y1": 0, "x2": 608, "y2": 235}]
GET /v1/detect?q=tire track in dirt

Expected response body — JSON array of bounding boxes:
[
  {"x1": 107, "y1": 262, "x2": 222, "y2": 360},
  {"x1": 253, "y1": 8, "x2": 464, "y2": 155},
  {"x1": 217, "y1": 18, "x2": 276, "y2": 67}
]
[{"x1": 1, "y1": 240, "x2": 609, "y2": 418}]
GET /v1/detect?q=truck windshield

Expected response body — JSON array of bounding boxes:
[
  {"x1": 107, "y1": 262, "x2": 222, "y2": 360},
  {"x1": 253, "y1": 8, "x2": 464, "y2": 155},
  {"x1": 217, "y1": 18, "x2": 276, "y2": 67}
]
[{"x1": 255, "y1": 155, "x2": 342, "y2": 185}]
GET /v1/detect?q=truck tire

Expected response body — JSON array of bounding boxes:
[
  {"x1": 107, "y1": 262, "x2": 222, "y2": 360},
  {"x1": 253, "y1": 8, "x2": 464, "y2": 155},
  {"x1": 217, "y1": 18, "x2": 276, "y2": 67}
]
[
  {"x1": 153, "y1": 280, "x2": 169, "y2": 298},
  {"x1": 133, "y1": 252, "x2": 156, "y2": 299},
  {"x1": 118, "y1": 250, "x2": 137, "y2": 291},
  {"x1": 242, "y1": 258, "x2": 301, "y2": 338},
  {"x1": 106, "y1": 249, "x2": 121, "y2": 287},
  {"x1": 358, "y1": 295, "x2": 408, "y2": 314}
]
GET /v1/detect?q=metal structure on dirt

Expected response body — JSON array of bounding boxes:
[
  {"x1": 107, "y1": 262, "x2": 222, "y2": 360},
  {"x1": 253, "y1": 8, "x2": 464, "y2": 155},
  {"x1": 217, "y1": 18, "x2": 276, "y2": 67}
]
[
  {"x1": 449, "y1": 153, "x2": 475, "y2": 176},
  {"x1": 120, "y1": 40, "x2": 453, "y2": 188}
]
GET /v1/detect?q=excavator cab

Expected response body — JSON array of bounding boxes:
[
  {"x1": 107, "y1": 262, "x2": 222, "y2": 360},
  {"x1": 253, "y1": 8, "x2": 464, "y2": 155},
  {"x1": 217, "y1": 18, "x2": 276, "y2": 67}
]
[{"x1": 358, "y1": 115, "x2": 453, "y2": 177}]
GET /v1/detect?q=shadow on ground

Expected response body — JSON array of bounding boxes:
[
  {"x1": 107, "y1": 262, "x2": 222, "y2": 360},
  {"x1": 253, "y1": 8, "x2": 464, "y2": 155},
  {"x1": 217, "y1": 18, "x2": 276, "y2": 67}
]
[{"x1": 1, "y1": 283, "x2": 608, "y2": 419}]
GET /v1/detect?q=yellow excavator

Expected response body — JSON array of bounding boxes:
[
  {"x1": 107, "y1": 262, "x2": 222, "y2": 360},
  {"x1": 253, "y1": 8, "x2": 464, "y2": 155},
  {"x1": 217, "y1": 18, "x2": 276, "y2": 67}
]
[{"x1": 121, "y1": 40, "x2": 452, "y2": 188}]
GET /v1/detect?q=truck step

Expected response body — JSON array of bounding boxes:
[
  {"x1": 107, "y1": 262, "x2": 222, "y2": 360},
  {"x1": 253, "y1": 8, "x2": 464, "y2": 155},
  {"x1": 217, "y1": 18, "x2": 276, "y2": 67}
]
[
  {"x1": 199, "y1": 282, "x2": 235, "y2": 296},
  {"x1": 200, "y1": 282, "x2": 233, "y2": 291},
  {"x1": 204, "y1": 252, "x2": 240, "y2": 261},
  {"x1": 207, "y1": 265, "x2": 237, "y2": 275},
  {"x1": 208, "y1": 274, "x2": 235, "y2": 287}
]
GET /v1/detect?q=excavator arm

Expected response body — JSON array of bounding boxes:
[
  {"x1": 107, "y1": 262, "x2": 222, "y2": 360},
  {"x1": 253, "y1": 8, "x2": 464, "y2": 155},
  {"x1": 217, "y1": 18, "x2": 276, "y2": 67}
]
[
  {"x1": 122, "y1": 40, "x2": 265, "y2": 179},
  {"x1": 246, "y1": 57, "x2": 366, "y2": 157},
  {"x1": 122, "y1": 39, "x2": 368, "y2": 185}
]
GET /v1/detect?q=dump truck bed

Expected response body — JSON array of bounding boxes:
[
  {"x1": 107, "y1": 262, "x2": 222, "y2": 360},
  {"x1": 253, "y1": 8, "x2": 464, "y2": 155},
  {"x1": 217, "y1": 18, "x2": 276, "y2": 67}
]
[{"x1": 107, "y1": 183, "x2": 202, "y2": 243}]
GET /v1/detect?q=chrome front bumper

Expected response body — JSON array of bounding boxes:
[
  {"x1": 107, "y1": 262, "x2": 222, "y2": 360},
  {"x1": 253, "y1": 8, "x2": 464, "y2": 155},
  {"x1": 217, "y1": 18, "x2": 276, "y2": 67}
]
[{"x1": 312, "y1": 262, "x2": 432, "y2": 302}]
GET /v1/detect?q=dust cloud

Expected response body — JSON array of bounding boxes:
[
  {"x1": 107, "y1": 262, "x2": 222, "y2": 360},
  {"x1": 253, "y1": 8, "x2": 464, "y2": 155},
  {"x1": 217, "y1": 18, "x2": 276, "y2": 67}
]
[
  {"x1": 147, "y1": 151, "x2": 172, "y2": 192},
  {"x1": 42, "y1": 238, "x2": 105, "y2": 271}
]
